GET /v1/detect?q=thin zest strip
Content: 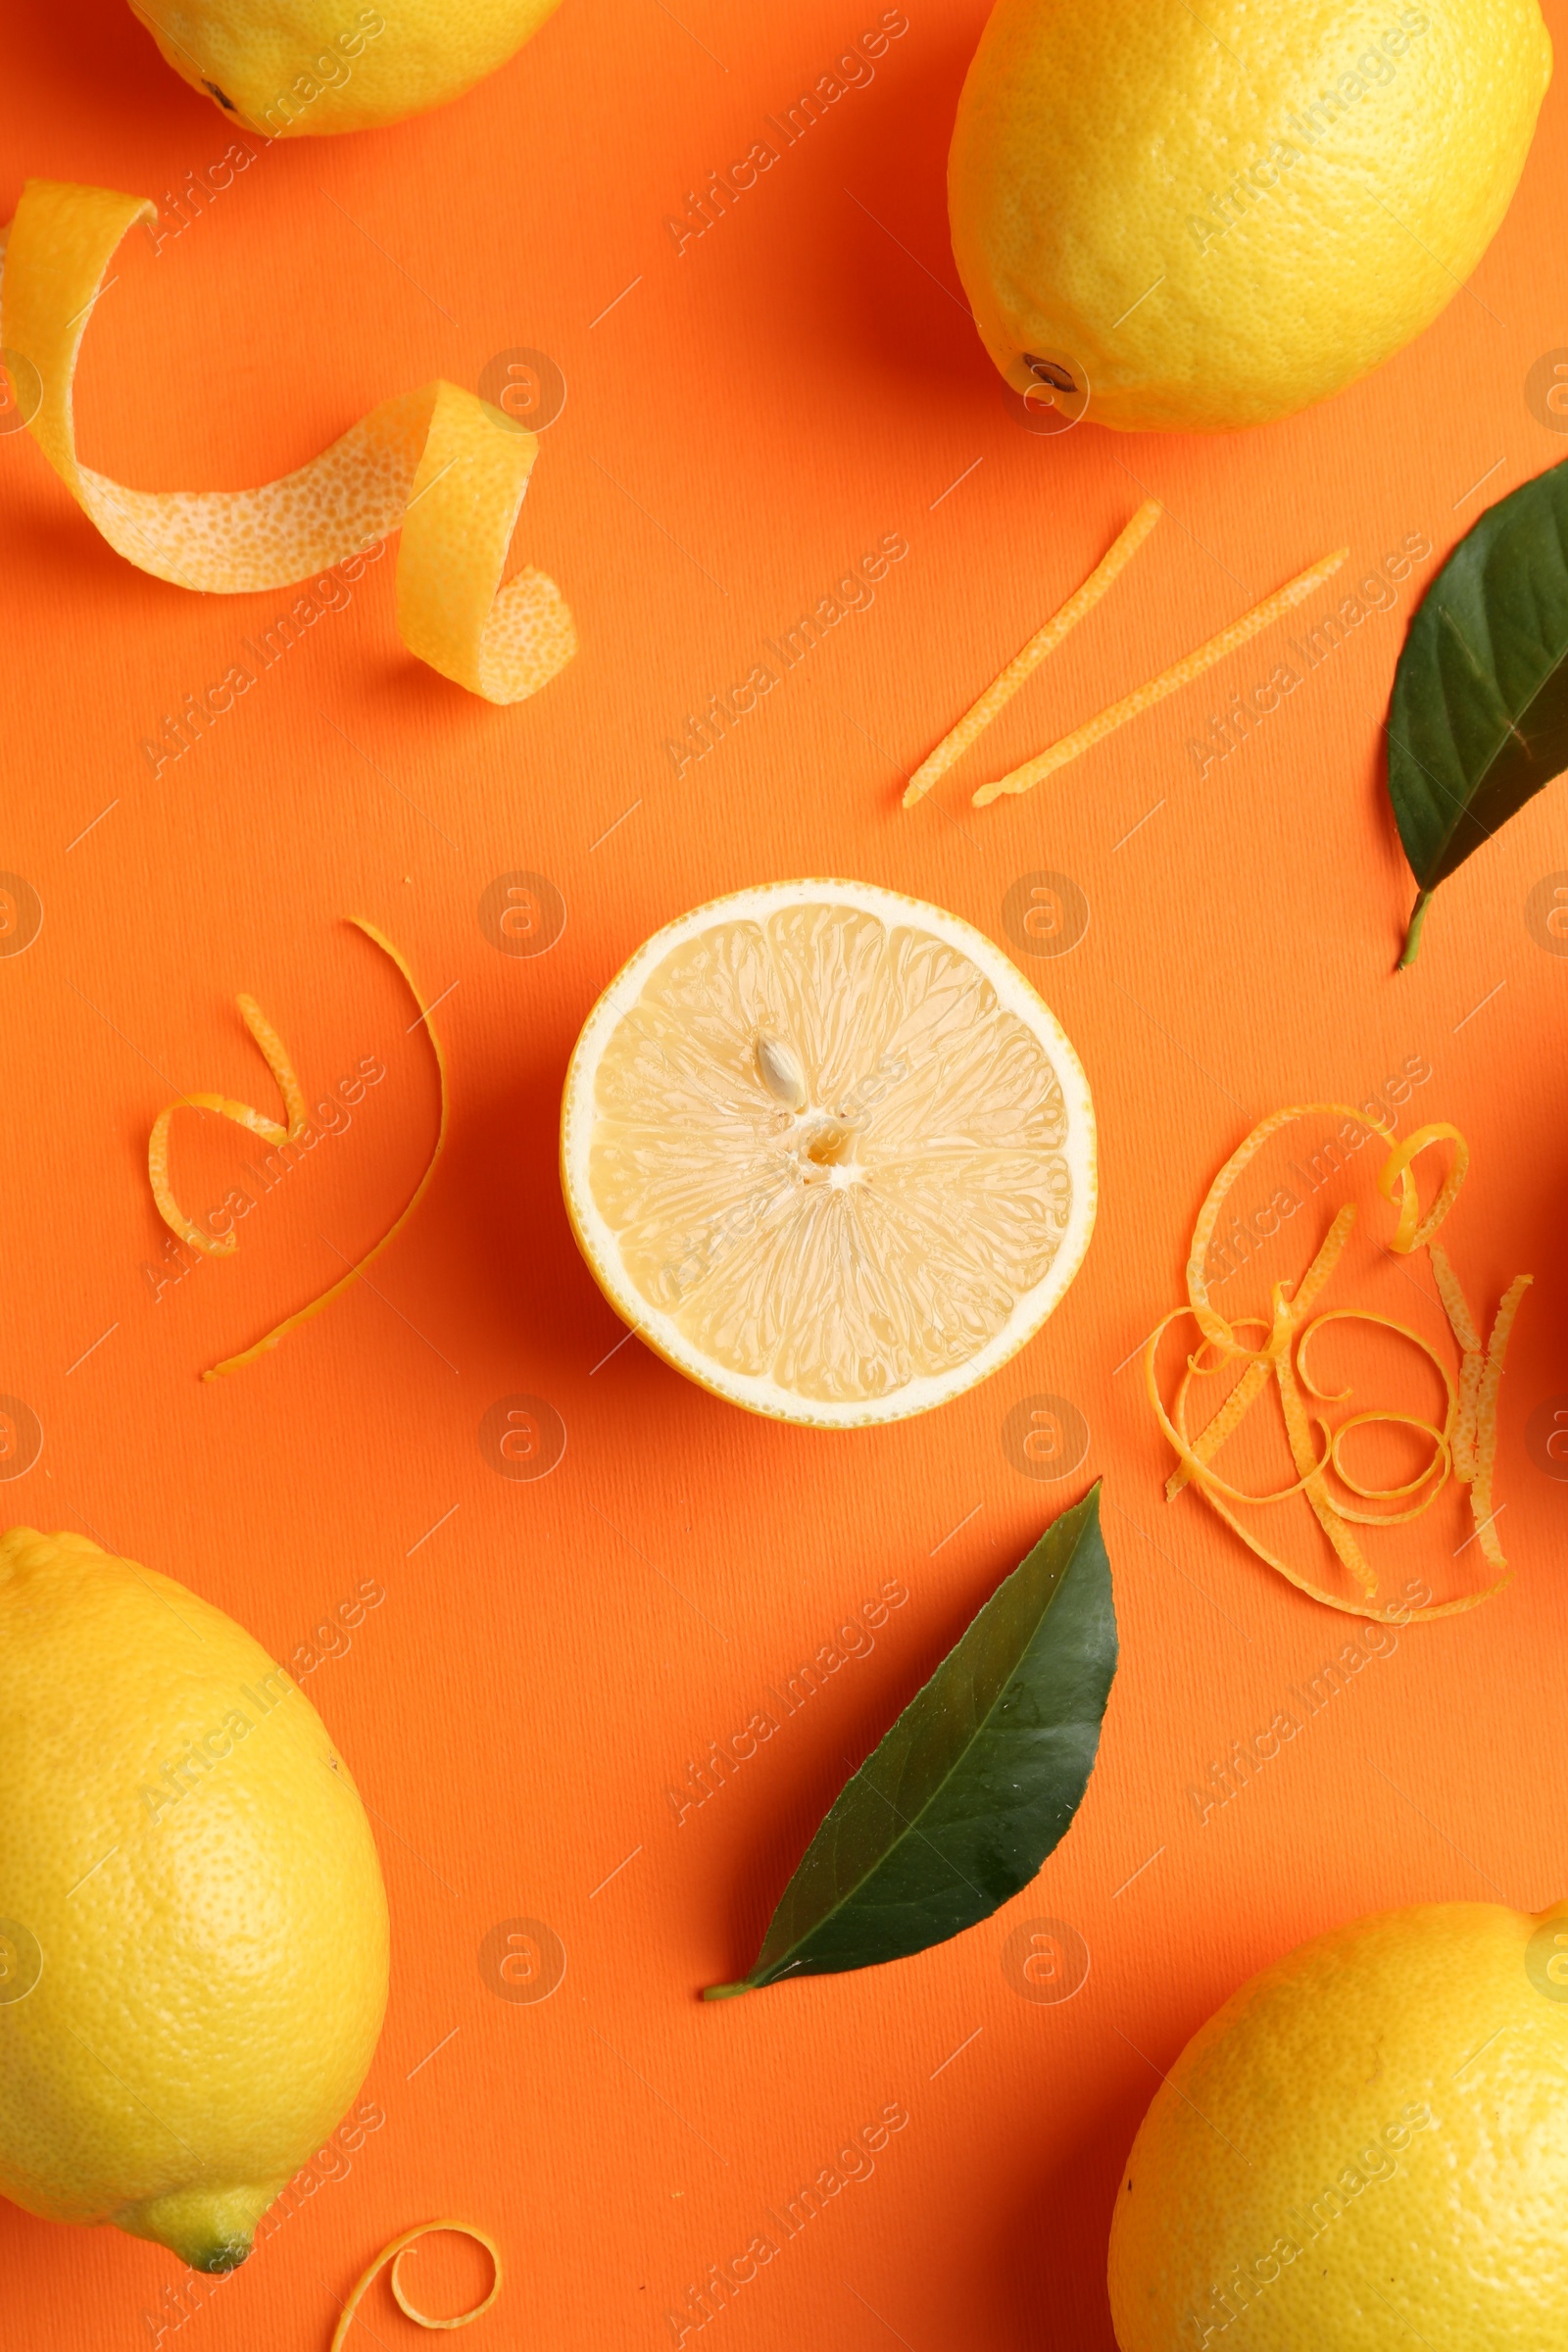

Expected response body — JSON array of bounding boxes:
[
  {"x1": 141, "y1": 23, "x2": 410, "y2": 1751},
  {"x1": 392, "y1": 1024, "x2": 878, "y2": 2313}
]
[
  {"x1": 1166, "y1": 1317, "x2": 1271, "y2": 1500},
  {"x1": 972, "y1": 546, "x2": 1348, "y2": 804},
  {"x1": 903, "y1": 501, "x2": 1161, "y2": 805},
  {"x1": 205, "y1": 919, "x2": 448, "y2": 1379},
  {"x1": 236, "y1": 994, "x2": 310, "y2": 1138},
  {"x1": 1452, "y1": 1352, "x2": 1485, "y2": 1485},
  {"x1": 1430, "y1": 1241, "x2": 1483, "y2": 1481},
  {"x1": 1377, "y1": 1122, "x2": 1469, "y2": 1254},
  {"x1": 1167, "y1": 1208, "x2": 1355, "y2": 1495},
  {"x1": 1470, "y1": 1275, "x2": 1532, "y2": 1570},
  {"x1": 329, "y1": 2222, "x2": 502, "y2": 2352},
  {"x1": 1272, "y1": 1319, "x2": 1375, "y2": 1592},
  {"x1": 1187, "y1": 1108, "x2": 1381, "y2": 1353},
  {"x1": 0, "y1": 179, "x2": 574, "y2": 705},
  {"x1": 1428, "y1": 1242, "x2": 1482, "y2": 1352}
]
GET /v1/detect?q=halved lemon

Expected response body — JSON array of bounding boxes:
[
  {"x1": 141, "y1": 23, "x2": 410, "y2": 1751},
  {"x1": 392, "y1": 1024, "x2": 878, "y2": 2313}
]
[{"x1": 560, "y1": 880, "x2": 1097, "y2": 1427}]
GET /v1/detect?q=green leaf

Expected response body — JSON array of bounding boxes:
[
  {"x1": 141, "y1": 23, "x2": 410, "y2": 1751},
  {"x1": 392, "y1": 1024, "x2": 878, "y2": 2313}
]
[
  {"x1": 1387, "y1": 456, "x2": 1568, "y2": 965},
  {"x1": 703, "y1": 1483, "x2": 1115, "y2": 1999}
]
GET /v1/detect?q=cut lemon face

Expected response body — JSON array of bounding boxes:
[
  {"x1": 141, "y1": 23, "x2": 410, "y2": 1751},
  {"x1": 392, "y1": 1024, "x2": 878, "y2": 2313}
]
[{"x1": 560, "y1": 880, "x2": 1097, "y2": 1427}]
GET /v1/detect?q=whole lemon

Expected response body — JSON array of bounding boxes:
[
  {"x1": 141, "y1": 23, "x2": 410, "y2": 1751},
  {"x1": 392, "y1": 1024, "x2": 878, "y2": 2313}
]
[
  {"x1": 126, "y1": 0, "x2": 564, "y2": 136},
  {"x1": 1108, "y1": 1898, "x2": 1568, "y2": 2349},
  {"x1": 949, "y1": 0, "x2": 1551, "y2": 433},
  {"x1": 0, "y1": 1529, "x2": 388, "y2": 2271}
]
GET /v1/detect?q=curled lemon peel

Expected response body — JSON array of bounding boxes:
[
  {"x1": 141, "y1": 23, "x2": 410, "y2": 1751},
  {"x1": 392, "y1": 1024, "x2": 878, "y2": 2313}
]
[
  {"x1": 1151, "y1": 1104, "x2": 1526, "y2": 1616},
  {"x1": 0, "y1": 179, "x2": 574, "y2": 706},
  {"x1": 204, "y1": 919, "x2": 448, "y2": 1379},
  {"x1": 329, "y1": 2222, "x2": 502, "y2": 2352},
  {"x1": 1377, "y1": 1121, "x2": 1469, "y2": 1254}
]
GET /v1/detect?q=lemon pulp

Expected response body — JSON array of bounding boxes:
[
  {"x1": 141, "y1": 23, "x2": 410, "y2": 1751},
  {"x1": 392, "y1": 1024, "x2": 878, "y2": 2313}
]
[{"x1": 560, "y1": 881, "x2": 1096, "y2": 1427}]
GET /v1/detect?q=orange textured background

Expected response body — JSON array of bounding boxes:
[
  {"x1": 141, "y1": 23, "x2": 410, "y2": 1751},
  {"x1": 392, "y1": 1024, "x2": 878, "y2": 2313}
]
[{"x1": 1, "y1": 1, "x2": 1566, "y2": 2345}]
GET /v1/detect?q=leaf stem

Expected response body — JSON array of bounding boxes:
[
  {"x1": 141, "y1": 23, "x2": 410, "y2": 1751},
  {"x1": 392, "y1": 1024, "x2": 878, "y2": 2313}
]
[
  {"x1": 1397, "y1": 888, "x2": 1433, "y2": 970},
  {"x1": 700, "y1": 1981, "x2": 752, "y2": 2001}
]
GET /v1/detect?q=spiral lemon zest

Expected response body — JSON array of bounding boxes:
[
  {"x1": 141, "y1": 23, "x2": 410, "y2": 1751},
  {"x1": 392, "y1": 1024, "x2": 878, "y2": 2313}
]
[
  {"x1": 204, "y1": 920, "x2": 447, "y2": 1379},
  {"x1": 330, "y1": 2222, "x2": 502, "y2": 2351},
  {"x1": 148, "y1": 998, "x2": 306, "y2": 1257},
  {"x1": 1148, "y1": 1104, "x2": 1526, "y2": 1616}
]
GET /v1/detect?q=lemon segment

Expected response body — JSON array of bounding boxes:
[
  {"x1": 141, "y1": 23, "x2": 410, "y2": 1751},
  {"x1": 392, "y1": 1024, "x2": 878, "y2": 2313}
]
[{"x1": 560, "y1": 881, "x2": 1097, "y2": 1428}]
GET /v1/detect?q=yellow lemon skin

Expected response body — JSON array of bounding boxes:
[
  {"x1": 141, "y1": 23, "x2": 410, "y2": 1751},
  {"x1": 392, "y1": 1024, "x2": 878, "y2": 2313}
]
[
  {"x1": 950, "y1": 0, "x2": 1550, "y2": 433},
  {"x1": 1108, "y1": 1898, "x2": 1568, "y2": 2350},
  {"x1": 126, "y1": 0, "x2": 565, "y2": 136},
  {"x1": 0, "y1": 1530, "x2": 388, "y2": 2272}
]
